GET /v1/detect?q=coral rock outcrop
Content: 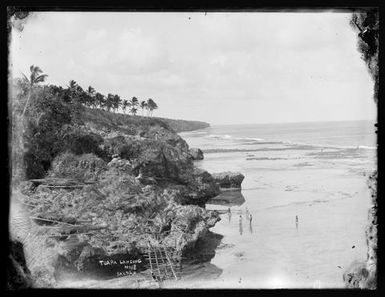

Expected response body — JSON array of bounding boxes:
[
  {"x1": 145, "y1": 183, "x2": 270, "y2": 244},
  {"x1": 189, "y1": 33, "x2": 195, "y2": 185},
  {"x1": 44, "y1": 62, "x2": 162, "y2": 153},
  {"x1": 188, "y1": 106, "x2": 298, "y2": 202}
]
[{"x1": 212, "y1": 171, "x2": 245, "y2": 189}]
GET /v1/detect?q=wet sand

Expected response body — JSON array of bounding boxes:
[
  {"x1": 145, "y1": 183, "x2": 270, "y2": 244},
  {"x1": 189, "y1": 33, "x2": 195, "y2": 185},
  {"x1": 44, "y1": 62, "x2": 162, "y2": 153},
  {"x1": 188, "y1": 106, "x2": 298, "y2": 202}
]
[{"x1": 163, "y1": 147, "x2": 375, "y2": 288}]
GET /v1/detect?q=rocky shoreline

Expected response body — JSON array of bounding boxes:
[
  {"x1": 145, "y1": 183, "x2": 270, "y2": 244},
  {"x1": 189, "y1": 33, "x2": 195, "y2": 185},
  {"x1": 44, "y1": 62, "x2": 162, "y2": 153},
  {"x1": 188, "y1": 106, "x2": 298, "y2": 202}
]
[
  {"x1": 9, "y1": 110, "x2": 244, "y2": 288},
  {"x1": 343, "y1": 171, "x2": 377, "y2": 289}
]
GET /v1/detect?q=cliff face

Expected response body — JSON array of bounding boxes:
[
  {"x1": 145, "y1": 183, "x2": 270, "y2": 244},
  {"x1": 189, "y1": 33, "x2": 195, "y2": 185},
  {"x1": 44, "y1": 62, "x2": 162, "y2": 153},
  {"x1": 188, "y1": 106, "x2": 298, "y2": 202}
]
[
  {"x1": 343, "y1": 171, "x2": 377, "y2": 289},
  {"x1": 343, "y1": 10, "x2": 378, "y2": 289},
  {"x1": 13, "y1": 108, "x2": 219, "y2": 285}
]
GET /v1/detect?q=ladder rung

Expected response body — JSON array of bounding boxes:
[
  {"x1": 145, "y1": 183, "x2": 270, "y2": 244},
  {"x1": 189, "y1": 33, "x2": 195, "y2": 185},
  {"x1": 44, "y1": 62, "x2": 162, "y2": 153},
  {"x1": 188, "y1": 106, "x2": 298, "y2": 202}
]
[{"x1": 146, "y1": 243, "x2": 181, "y2": 282}]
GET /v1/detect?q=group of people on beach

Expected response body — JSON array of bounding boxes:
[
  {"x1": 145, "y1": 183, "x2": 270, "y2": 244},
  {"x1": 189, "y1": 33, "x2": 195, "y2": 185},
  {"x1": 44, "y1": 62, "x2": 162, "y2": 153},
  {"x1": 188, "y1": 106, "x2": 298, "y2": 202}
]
[
  {"x1": 227, "y1": 206, "x2": 299, "y2": 230},
  {"x1": 227, "y1": 207, "x2": 253, "y2": 223}
]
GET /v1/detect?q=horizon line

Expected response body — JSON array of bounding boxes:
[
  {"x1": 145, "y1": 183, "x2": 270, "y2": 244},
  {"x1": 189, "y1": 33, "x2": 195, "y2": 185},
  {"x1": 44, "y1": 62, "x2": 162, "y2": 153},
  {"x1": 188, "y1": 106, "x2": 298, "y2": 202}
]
[{"x1": 208, "y1": 118, "x2": 377, "y2": 126}]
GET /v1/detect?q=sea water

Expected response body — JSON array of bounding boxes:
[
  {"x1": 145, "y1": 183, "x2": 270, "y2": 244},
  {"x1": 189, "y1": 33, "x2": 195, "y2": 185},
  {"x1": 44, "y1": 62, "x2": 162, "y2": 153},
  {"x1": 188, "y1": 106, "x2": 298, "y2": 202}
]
[{"x1": 175, "y1": 120, "x2": 377, "y2": 288}]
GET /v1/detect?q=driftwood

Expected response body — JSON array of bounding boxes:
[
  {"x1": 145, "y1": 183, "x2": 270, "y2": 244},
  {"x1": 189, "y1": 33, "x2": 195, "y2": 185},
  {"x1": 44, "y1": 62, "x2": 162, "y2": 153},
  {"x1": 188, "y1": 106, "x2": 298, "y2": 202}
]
[
  {"x1": 30, "y1": 216, "x2": 77, "y2": 226},
  {"x1": 46, "y1": 224, "x2": 108, "y2": 234},
  {"x1": 30, "y1": 216, "x2": 107, "y2": 234},
  {"x1": 29, "y1": 177, "x2": 96, "y2": 187},
  {"x1": 39, "y1": 184, "x2": 91, "y2": 188}
]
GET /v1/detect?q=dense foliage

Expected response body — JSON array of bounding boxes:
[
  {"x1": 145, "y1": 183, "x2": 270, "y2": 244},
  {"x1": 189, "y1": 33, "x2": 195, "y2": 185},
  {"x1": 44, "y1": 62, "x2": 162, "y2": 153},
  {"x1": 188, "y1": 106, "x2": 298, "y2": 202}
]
[
  {"x1": 13, "y1": 81, "x2": 80, "y2": 179},
  {"x1": 49, "y1": 79, "x2": 159, "y2": 116},
  {"x1": 11, "y1": 66, "x2": 209, "y2": 181},
  {"x1": 11, "y1": 66, "x2": 162, "y2": 180},
  {"x1": 350, "y1": 9, "x2": 379, "y2": 102}
]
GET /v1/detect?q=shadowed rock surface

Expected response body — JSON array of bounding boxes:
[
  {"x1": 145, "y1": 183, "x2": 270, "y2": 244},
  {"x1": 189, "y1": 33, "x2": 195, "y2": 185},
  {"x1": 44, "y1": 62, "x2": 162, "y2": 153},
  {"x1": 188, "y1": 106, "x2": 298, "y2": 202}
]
[
  {"x1": 7, "y1": 240, "x2": 33, "y2": 289},
  {"x1": 189, "y1": 148, "x2": 204, "y2": 160},
  {"x1": 207, "y1": 190, "x2": 246, "y2": 207},
  {"x1": 182, "y1": 231, "x2": 224, "y2": 264}
]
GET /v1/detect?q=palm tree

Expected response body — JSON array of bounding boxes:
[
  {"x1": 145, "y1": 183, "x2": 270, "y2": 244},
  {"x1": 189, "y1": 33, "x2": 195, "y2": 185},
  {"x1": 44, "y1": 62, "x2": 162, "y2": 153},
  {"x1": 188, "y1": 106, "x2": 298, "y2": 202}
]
[
  {"x1": 86, "y1": 86, "x2": 96, "y2": 108},
  {"x1": 129, "y1": 97, "x2": 139, "y2": 115},
  {"x1": 21, "y1": 65, "x2": 48, "y2": 116},
  {"x1": 122, "y1": 99, "x2": 130, "y2": 114},
  {"x1": 67, "y1": 80, "x2": 80, "y2": 103},
  {"x1": 146, "y1": 98, "x2": 158, "y2": 116},
  {"x1": 105, "y1": 93, "x2": 114, "y2": 112},
  {"x1": 68, "y1": 80, "x2": 78, "y2": 95},
  {"x1": 112, "y1": 94, "x2": 122, "y2": 113},
  {"x1": 95, "y1": 92, "x2": 105, "y2": 109},
  {"x1": 68, "y1": 80, "x2": 77, "y2": 89},
  {"x1": 140, "y1": 100, "x2": 147, "y2": 116},
  {"x1": 130, "y1": 107, "x2": 138, "y2": 116},
  {"x1": 76, "y1": 85, "x2": 86, "y2": 105}
]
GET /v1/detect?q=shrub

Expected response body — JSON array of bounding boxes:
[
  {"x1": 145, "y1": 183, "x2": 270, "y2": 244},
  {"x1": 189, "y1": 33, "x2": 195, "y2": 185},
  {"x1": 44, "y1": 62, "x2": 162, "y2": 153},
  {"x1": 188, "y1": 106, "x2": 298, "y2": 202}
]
[
  {"x1": 102, "y1": 136, "x2": 143, "y2": 161},
  {"x1": 61, "y1": 129, "x2": 104, "y2": 156},
  {"x1": 49, "y1": 152, "x2": 107, "y2": 182},
  {"x1": 20, "y1": 86, "x2": 75, "y2": 179}
]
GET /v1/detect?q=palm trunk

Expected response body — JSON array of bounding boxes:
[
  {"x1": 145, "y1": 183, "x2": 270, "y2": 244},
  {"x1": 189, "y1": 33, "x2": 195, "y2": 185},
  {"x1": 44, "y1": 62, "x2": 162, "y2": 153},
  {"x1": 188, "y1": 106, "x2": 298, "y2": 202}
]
[{"x1": 21, "y1": 86, "x2": 32, "y2": 117}]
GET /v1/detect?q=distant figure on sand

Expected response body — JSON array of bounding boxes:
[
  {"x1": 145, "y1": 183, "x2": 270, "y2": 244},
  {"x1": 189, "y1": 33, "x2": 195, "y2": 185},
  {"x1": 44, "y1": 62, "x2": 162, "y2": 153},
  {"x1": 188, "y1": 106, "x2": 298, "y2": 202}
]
[
  {"x1": 249, "y1": 220, "x2": 253, "y2": 234},
  {"x1": 228, "y1": 208, "x2": 232, "y2": 222},
  {"x1": 239, "y1": 215, "x2": 243, "y2": 235},
  {"x1": 249, "y1": 214, "x2": 252, "y2": 223},
  {"x1": 295, "y1": 215, "x2": 299, "y2": 229}
]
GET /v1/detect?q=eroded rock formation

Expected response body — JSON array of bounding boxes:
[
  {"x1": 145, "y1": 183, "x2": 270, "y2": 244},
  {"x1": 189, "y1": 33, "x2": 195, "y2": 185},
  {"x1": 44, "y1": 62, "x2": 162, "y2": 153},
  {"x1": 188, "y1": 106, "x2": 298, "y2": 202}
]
[
  {"x1": 189, "y1": 148, "x2": 204, "y2": 160},
  {"x1": 212, "y1": 172, "x2": 245, "y2": 189},
  {"x1": 12, "y1": 119, "x2": 225, "y2": 285}
]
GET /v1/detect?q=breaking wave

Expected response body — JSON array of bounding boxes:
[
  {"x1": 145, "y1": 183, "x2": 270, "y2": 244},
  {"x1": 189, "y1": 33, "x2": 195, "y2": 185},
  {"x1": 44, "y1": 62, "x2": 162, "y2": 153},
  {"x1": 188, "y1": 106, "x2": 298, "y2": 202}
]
[
  {"x1": 206, "y1": 134, "x2": 265, "y2": 142},
  {"x1": 201, "y1": 134, "x2": 376, "y2": 154}
]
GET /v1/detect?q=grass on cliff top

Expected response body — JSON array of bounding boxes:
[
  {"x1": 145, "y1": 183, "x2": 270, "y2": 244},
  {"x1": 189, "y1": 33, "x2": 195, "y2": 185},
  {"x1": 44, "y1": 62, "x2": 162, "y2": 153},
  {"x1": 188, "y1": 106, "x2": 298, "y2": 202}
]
[
  {"x1": 83, "y1": 108, "x2": 209, "y2": 133},
  {"x1": 83, "y1": 108, "x2": 170, "y2": 131}
]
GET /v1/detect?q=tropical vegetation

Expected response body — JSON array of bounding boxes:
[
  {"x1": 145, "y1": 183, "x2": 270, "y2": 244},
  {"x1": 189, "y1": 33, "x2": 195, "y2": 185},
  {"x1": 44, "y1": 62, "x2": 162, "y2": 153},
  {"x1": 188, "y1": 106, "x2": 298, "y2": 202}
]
[
  {"x1": 12, "y1": 65, "x2": 161, "y2": 181},
  {"x1": 18, "y1": 66, "x2": 159, "y2": 117}
]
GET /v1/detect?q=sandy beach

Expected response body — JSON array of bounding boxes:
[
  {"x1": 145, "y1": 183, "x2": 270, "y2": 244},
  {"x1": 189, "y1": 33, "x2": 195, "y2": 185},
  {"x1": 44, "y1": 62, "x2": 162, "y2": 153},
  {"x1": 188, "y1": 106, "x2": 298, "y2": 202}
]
[
  {"x1": 49, "y1": 122, "x2": 377, "y2": 289},
  {"x1": 170, "y1": 122, "x2": 376, "y2": 288}
]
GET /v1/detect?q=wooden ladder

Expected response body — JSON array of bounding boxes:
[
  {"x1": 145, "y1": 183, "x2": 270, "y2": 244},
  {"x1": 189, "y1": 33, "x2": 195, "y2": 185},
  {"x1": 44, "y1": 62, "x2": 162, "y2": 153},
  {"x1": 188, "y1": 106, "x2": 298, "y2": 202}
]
[{"x1": 147, "y1": 243, "x2": 180, "y2": 282}]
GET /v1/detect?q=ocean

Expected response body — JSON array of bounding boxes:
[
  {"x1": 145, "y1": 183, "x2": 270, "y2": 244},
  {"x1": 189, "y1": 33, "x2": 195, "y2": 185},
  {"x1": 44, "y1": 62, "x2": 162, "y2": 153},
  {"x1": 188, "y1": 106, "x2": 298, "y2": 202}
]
[
  {"x1": 181, "y1": 120, "x2": 377, "y2": 152},
  {"x1": 173, "y1": 120, "x2": 377, "y2": 288}
]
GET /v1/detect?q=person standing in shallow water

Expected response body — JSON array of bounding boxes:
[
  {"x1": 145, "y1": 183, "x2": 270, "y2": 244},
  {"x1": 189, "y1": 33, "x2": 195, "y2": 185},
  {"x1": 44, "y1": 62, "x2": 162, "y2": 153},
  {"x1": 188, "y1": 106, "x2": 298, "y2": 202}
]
[
  {"x1": 248, "y1": 213, "x2": 253, "y2": 233},
  {"x1": 228, "y1": 207, "x2": 232, "y2": 222},
  {"x1": 239, "y1": 215, "x2": 243, "y2": 235},
  {"x1": 249, "y1": 215, "x2": 253, "y2": 233},
  {"x1": 295, "y1": 215, "x2": 299, "y2": 230}
]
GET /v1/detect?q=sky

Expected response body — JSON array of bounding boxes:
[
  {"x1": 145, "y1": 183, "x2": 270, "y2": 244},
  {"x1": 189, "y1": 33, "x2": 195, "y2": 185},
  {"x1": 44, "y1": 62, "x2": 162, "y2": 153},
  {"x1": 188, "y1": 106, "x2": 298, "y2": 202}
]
[{"x1": 10, "y1": 12, "x2": 377, "y2": 125}]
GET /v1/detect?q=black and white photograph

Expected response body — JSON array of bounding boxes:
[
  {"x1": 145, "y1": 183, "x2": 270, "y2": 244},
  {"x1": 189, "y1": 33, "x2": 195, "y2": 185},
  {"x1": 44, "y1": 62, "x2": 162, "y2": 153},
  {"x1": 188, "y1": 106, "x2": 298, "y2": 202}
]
[{"x1": 7, "y1": 7, "x2": 378, "y2": 289}]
